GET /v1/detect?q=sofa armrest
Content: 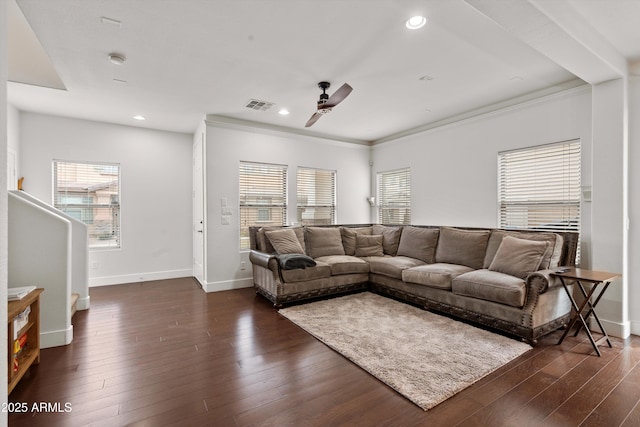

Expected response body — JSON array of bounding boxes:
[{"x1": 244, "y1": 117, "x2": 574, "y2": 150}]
[
  {"x1": 249, "y1": 250, "x2": 276, "y2": 269},
  {"x1": 526, "y1": 268, "x2": 573, "y2": 294}
]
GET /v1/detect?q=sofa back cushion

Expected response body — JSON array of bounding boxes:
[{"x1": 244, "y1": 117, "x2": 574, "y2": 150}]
[
  {"x1": 488, "y1": 235, "x2": 549, "y2": 279},
  {"x1": 265, "y1": 228, "x2": 305, "y2": 254},
  {"x1": 355, "y1": 234, "x2": 384, "y2": 257},
  {"x1": 483, "y1": 230, "x2": 563, "y2": 269},
  {"x1": 435, "y1": 227, "x2": 491, "y2": 269},
  {"x1": 305, "y1": 227, "x2": 346, "y2": 258},
  {"x1": 396, "y1": 226, "x2": 440, "y2": 263},
  {"x1": 340, "y1": 226, "x2": 373, "y2": 256},
  {"x1": 372, "y1": 225, "x2": 403, "y2": 256}
]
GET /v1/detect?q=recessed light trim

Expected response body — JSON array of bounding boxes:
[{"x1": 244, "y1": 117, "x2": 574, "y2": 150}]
[
  {"x1": 132, "y1": 115, "x2": 146, "y2": 121},
  {"x1": 406, "y1": 15, "x2": 427, "y2": 30},
  {"x1": 278, "y1": 109, "x2": 290, "y2": 116}
]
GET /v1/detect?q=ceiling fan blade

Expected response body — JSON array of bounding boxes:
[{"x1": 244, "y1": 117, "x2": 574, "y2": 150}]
[
  {"x1": 325, "y1": 83, "x2": 353, "y2": 108},
  {"x1": 305, "y1": 112, "x2": 323, "y2": 127}
]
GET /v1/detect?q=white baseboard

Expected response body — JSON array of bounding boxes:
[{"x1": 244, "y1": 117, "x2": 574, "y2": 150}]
[
  {"x1": 202, "y1": 278, "x2": 253, "y2": 293},
  {"x1": 631, "y1": 320, "x2": 640, "y2": 336},
  {"x1": 593, "y1": 318, "x2": 631, "y2": 339},
  {"x1": 41, "y1": 325, "x2": 73, "y2": 349},
  {"x1": 77, "y1": 295, "x2": 90, "y2": 310},
  {"x1": 89, "y1": 269, "x2": 193, "y2": 287}
]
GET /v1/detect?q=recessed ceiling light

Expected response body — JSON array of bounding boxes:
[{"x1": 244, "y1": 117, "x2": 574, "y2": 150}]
[
  {"x1": 278, "y1": 109, "x2": 290, "y2": 116},
  {"x1": 133, "y1": 115, "x2": 146, "y2": 121},
  {"x1": 406, "y1": 15, "x2": 427, "y2": 30}
]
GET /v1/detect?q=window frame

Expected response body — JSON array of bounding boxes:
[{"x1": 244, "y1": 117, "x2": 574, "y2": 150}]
[
  {"x1": 497, "y1": 139, "x2": 581, "y2": 258},
  {"x1": 239, "y1": 161, "x2": 288, "y2": 250},
  {"x1": 377, "y1": 167, "x2": 411, "y2": 225},
  {"x1": 296, "y1": 166, "x2": 337, "y2": 226},
  {"x1": 53, "y1": 159, "x2": 121, "y2": 250}
]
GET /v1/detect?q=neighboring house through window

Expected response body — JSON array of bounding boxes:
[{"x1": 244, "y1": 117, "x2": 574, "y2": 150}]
[
  {"x1": 53, "y1": 160, "x2": 121, "y2": 249},
  {"x1": 498, "y1": 139, "x2": 581, "y2": 258},
  {"x1": 297, "y1": 167, "x2": 336, "y2": 226},
  {"x1": 377, "y1": 168, "x2": 411, "y2": 224},
  {"x1": 239, "y1": 161, "x2": 287, "y2": 250}
]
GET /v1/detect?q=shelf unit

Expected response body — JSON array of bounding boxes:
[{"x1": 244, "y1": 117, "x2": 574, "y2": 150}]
[{"x1": 7, "y1": 288, "x2": 44, "y2": 394}]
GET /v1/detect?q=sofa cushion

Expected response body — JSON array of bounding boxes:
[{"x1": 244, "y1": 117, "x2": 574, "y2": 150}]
[
  {"x1": 452, "y1": 269, "x2": 527, "y2": 308},
  {"x1": 314, "y1": 255, "x2": 370, "y2": 275},
  {"x1": 341, "y1": 226, "x2": 373, "y2": 256},
  {"x1": 435, "y1": 227, "x2": 491, "y2": 269},
  {"x1": 372, "y1": 225, "x2": 403, "y2": 256},
  {"x1": 483, "y1": 230, "x2": 563, "y2": 270},
  {"x1": 402, "y1": 263, "x2": 474, "y2": 290},
  {"x1": 396, "y1": 226, "x2": 439, "y2": 263},
  {"x1": 489, "y1": 236, "x2": 549, "y2": 279},
  {"x1": 368, "y1": 256, "x2": 426, "y2": 279},
  {"x1": 355, "y1": 234, "x2": 384, "y2": 257},
  {"x1": 304, "y1": 227, "x2": 346, "y2": 258},
  {"x1": 265, "y1": 228, "x2": 305, "y2": 254},
  {"x1": 280, "y1": 261, "x2": 332, "y2": 282},
  {"x1": 257, "y1": 226, "x2": 305, "y2": 254}
]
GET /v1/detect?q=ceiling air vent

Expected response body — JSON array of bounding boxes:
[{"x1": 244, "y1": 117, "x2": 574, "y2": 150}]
[{"x1": 245, "y1": 99, "x2": 275, "y2": 112}]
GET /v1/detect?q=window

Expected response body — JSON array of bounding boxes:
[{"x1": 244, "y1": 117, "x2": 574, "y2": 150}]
[
  {"x1": 498, "y1": 139, "x2": 581, "y2": 243},
  {"x1": 297, "y1": 167, "x2": 336, "y2": 226},
  {"x1": 239, "y1": 161, "x2": 287, "y2": 250},
  {"x1": 53, "y1": 160, "x2": 121, "y2": 249},
  {"x1": 377, "y1": 168, "x2": 411, "y2": 224}
]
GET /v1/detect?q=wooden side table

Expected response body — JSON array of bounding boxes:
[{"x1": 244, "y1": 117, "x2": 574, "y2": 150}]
[{"x1": 552, "y1": 267, "x2": 620, "y2": 356}]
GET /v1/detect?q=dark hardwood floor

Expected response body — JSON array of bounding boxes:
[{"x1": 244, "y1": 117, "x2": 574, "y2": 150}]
[{"x1": 8, "y1": 278, "x2": 640, "y2": 426}]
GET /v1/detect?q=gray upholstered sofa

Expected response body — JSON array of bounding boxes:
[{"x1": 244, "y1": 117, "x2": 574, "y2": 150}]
[{"x1": 249, "y1": 224, "x2": 578, "y2": 343}]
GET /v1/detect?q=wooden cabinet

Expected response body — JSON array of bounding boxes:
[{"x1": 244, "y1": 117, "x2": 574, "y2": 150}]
[{"x1": 7, "y1": 288, "x2": 44, "y2": 394}]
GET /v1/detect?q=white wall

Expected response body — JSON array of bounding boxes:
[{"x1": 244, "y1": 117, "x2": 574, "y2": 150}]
[
  {"x1": 372, "y1": 86, "x2": 592, "y2": 230},
  {"x1": 629, "y1": 76, "x2": 640, "y2": 335},
  {"x1": 1, "y1": 0, "x2": 10, "y2": 417},
  {"x1": 18, "y1": 113, "x2": 193, "y2": 286},
  {"x1": 7, "y1": 103, "x2": 19, "y2": 190},
  {"x1": 202, "y1": 120, "x2": 371, "y2": 292}
]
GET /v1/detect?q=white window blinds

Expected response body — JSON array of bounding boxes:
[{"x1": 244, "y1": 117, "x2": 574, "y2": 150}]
[
  {"x1": 297, "y1": 167, "x2": 336, "y2": 226},
  {"x1": 239, "y1": 161, "x2": 287, "y2": 249},
  {"x1": 377, "y1": 168, "x2": 411, "y2": 224},
  {"x1": 498, "y1": 140, "x2": 581, "y2": 236},
  {"x1": 53, "y1": 160, "x2": 121, "y2": 249}
]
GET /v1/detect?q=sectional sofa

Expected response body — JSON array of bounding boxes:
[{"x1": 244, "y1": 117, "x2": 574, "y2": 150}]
[{"x1": 248, "y1": 224, "x2": 578, "y2": 343}]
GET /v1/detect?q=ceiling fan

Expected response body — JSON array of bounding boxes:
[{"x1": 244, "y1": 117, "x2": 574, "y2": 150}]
[{"x1": 305, "y1": 81, "x2": 353, "y2": 127}]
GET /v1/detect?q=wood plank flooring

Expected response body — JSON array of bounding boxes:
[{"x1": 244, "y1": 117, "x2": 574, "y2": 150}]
[{"x1": 8, "y1": 277, "x2": 640, "y2": 426}]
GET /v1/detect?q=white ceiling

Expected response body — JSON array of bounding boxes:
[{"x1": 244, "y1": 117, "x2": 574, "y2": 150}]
[{"x1": 7, "y1": 0, "x2": 640, "y2": 144}]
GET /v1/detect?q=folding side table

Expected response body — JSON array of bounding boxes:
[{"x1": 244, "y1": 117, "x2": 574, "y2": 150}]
[{"x1": 552, "y1": 267, "x2": 620, "y2": 356}]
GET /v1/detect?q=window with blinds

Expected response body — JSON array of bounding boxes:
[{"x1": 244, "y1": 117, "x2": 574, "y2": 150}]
[
  {"x1": 53, "y1": 160, "x2": 121, "y2": 249},
  {"x1": 297, "y1": 167, "x2": 336, "y2": 226},
  {"x1": 239, "y1": 161, "x2": 287, "y2": 249},
  {"x1": 377, "y1": 168, "x2": 411, "y2": 224},
  {"x1": 498, "y1": 140, "x2": 581, "y2": 238}
]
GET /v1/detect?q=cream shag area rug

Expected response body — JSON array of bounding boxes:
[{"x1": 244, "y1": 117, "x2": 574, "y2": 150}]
[{"x1": 279, "y1": 292, "x2": 531, "y2": 411}]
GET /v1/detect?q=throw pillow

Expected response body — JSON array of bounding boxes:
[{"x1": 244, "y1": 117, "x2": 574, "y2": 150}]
[
  {"x1": 355, "y1": 234, "x2": 384, "y2": 257},
  {"x1": 340, "y1": 226, "x2": 373, "y2": 256},
  {"x1": 265, "y1": 228, "x2": 305, "y2": 254},
  {"x1": 435, "y1": 227, "x2": 491, "y2": 269},
  {"x1": 489, "y1": 235, "x2": 549, "y2": 279},
  {"x1": 372, "y1": 225, "x2": 403, "y2": 256},
  {"x1": 396, "y1": 226, "x2": 439, "y2": 263},
  {"x1": 305, "y1": 227, "x2": 346, "y2": 258},
  {"x1": 257, "y1": 226, "x2": 305, "y2": 253}
]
